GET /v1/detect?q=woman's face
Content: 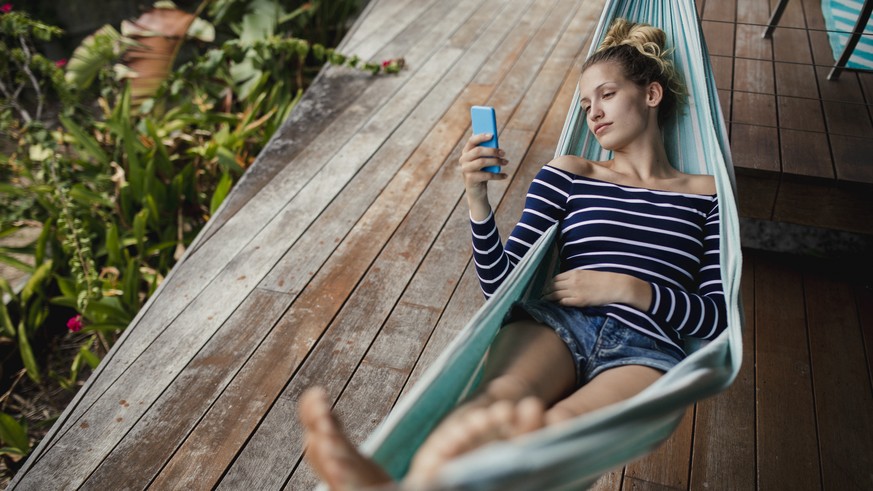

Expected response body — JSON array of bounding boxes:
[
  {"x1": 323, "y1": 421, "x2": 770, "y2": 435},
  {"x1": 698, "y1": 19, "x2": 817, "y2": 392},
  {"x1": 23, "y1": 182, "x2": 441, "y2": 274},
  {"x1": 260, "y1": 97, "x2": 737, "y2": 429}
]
[{"x1": 578, "y1": 61, "x2": 659, "y2": 150}]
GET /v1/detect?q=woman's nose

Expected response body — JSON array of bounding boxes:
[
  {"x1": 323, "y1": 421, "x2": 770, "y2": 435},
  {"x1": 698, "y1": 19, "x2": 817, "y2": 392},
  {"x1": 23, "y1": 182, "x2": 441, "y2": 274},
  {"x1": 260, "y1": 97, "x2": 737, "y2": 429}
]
[{"x1": 588, "y1": 103, "x2": 603, "y2": 121}]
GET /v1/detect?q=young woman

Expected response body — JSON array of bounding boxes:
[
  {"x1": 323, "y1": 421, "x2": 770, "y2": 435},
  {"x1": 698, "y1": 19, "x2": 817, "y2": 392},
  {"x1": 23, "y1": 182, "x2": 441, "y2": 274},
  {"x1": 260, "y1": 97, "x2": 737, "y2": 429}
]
[{"x1": 299, "y1": 18, "x2": 727, "y2": 490}]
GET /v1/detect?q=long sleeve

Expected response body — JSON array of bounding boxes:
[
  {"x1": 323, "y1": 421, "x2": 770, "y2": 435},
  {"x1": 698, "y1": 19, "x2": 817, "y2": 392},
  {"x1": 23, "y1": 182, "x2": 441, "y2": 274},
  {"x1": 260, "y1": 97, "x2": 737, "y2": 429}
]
[
  {"x1": 645, "y1": 200, "x2": 727, "y2": 340},
  {"x1": 471, "y1": 166, "x2": 571, "y2": 298}
]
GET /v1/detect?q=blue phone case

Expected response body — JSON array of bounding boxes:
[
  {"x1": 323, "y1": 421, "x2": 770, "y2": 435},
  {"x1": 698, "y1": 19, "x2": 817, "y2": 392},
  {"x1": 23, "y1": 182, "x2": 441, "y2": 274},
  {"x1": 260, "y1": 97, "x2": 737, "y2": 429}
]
[{"x1": 471, "y1": 106, "x2": 500, "y2": 173}]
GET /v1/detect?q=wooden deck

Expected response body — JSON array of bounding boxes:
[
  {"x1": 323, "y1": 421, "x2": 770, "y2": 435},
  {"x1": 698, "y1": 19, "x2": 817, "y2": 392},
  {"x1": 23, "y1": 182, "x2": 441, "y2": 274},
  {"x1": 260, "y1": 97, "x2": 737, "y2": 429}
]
[{"x1": 10, "y1": 0, "x2": 873, "y2": 489}]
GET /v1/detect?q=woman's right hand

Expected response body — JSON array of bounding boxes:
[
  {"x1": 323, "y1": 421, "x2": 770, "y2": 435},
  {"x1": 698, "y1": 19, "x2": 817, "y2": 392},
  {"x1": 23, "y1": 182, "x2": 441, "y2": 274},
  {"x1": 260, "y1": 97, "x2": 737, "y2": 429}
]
[{"x1": 459, "y1": 133, "x2": 508, "y2": 198}]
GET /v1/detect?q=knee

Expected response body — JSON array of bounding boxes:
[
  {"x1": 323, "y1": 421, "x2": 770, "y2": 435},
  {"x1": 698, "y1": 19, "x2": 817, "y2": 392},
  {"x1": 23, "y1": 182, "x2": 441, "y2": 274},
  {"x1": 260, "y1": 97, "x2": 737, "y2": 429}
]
[{"x1": 484, "y1": 374, "x2": 539, "y2": 402}]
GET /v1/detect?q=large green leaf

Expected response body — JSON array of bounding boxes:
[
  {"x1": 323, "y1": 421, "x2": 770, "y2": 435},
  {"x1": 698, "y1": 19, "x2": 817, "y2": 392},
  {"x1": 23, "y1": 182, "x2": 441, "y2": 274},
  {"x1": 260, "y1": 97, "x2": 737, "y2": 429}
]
[
  {"x1": 60, "y1": 115, "x2": 110, "y2": 165},
  {"x1": 210, "y1": 172, "x2": 233, "y2": 215},
  {"x1": 17, "y1": 322, "x2": 40, "y2": 384},
  {"x1": 65, "y1": 24, "x2": 125, "y2": 90},
  {"x1": 0, "y1": 413, "x2": 29, "y2": 454},
  {"x1": 20, "y1": 260, "x2": 52, "y2": 305}
]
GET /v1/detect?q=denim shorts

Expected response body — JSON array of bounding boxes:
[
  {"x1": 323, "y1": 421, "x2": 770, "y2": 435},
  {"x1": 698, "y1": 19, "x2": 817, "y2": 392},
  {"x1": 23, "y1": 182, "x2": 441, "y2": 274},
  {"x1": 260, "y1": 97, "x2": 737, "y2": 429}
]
[{"x1": 508, "y1": 299, "x2": 685, "y2": 387}]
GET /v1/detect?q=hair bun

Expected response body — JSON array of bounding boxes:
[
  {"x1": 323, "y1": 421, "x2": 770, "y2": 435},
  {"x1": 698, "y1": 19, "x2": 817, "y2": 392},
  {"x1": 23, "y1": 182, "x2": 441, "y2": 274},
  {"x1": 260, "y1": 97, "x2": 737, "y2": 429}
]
[{"x1": 598, "y1": 18, "x2": 668, "y2": 60}]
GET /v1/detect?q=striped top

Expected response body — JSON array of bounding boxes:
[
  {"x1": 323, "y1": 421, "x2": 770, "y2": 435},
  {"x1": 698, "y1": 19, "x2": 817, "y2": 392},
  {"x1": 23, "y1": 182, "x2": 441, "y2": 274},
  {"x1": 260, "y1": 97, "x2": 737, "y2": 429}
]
[{"x1": 471, "y1": 164, "x2": 727, "y2": 352}]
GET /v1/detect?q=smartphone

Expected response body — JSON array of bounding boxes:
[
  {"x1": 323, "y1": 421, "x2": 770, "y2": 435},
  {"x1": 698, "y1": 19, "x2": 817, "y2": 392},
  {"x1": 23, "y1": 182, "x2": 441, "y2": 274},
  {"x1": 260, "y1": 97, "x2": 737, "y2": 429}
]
[{"x1": 470, "y1": 105, "x2": 500, "y2": 173}]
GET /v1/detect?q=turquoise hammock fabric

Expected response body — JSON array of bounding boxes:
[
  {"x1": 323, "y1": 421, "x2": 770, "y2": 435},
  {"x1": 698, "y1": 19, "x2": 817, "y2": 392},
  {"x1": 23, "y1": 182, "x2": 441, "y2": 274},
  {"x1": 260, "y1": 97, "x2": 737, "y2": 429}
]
[{"x1": 355, "y1": 0, "x2": 744, "y2": 488}]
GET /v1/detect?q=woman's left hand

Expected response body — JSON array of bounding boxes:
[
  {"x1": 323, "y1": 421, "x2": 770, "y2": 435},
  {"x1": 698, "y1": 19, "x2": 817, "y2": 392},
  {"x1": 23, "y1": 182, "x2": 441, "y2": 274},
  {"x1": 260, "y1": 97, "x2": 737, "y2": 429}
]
[{"x1": 542, "y1": 270, "x2": 651, "y2": 310}]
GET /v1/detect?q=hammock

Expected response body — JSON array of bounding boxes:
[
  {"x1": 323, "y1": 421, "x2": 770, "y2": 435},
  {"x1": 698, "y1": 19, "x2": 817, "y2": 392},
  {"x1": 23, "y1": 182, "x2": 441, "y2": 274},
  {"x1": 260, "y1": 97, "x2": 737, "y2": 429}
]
[{"x1": 356, "y1": 0, "x2": 743, "y2": 488}]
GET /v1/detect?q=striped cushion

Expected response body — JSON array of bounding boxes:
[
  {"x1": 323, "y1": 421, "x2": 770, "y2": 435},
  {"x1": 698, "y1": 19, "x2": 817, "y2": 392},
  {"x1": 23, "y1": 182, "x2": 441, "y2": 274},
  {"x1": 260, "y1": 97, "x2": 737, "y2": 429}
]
[{"x1": 822, "y1": 0, "x2": 873, "y2": 70}]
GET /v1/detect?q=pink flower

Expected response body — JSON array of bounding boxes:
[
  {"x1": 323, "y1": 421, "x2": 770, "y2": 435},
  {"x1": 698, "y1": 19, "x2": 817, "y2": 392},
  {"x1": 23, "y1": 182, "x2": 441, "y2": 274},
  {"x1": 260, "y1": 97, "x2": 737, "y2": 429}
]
[
  {"x1": 55, "y1": 58, "x2": 67, "y2": 68},
  {"x1": 0, "y1": 4, "x2": 12, "y2": 13},
  {"x1": 381, "y1": 60, "x2": 391, "y2": 68},
  {"x1": 67, "y1": 314, "x2": 83, "y2": 332}
]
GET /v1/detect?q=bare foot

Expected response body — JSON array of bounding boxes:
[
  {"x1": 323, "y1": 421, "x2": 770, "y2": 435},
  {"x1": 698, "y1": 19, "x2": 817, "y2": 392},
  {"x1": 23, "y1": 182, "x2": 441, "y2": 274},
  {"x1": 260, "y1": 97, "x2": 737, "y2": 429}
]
[
  {"x1": 406, "y1": 397, "x2": 547, "y2": 485},
  {"x1": 299, "y1": 388, "x2": 393, "y2": 490}
]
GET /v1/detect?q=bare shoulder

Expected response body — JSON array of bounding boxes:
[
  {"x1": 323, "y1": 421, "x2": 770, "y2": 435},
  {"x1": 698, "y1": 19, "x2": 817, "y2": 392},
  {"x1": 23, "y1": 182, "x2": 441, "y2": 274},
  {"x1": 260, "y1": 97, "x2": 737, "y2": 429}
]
[
  {"x1": 547, "y1": 155, "x2": 595, "y2": 176},
  {"x1": 682, "y1": 173, "x2": 716, "y2": 195}
]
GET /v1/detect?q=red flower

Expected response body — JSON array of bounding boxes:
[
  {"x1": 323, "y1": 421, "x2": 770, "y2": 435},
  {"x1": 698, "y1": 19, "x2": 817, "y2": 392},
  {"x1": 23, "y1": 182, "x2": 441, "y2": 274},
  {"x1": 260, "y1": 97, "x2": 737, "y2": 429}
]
[
  {"x1": 67, "y1": 314, "x2": 83, "y2": 332},
  {"x1": 55, "y1": 58, "x2": 67, "y2": 68},
  {"x1": 381, "y1": 59, "x2": 391, "y2": 68},
  {"x1": 0, "y1": 4, "x2": 12, "y2": 13}
]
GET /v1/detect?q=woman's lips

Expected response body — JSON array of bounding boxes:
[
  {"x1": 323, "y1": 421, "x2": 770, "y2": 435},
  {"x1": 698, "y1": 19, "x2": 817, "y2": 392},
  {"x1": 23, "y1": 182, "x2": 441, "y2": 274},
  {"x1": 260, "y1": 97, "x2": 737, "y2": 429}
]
[{"x1": 593, "y1": 122, "x2": 611, "y2": 135}]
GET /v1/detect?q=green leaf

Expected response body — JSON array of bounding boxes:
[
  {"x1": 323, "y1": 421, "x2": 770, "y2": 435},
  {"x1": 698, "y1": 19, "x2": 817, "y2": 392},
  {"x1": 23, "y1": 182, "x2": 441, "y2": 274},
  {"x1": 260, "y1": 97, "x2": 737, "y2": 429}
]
[
  {"x1": 20, "y1": 260, "x2": 52, "y2": 305},
  {"x1": 0, "y1": 413, "x2": 29, "y2": 454},
  {"x1": 35, "y1": 219, "x2": 52, "y2": 265},
  {"x1": 0, "y1": 252, "x2": 35, "y2": 274},
  {"x1": 0, "y1": 303, "x2": 15, "y2": 338},
  {"x1": 210, "y1": 172, "x2": 233, "y2": 215},
  {"x1": 60, "y1": 115, "x2": 109, "y2": 165},
  {"x1": 215, "y1": 146, "x2": 243, "y2": 174},
  {"x1": 106, "y1": 223, "x2": 122, "y2": 266},
  {"x1": 70, "y1": 184, "x2": 113, "y2": 208},
  {"x1": 55, "y1": 276, "x2": 77, "y2": 300},
  {"x1": 65, "y1": 24, "x2": 124, "y2": 90},
  {"x1": 187, "y1": 17, "x2": 215, "y2": 42},
  {"x1": 133, "y1": 208, "x2": 149, "y2": 256},
  {"x1": 85, "y1": 297, "x2": 131, "y2": 325},
  {"x1": 79, "y1": 344, "x2": 101, "y2": 369},
  {"x1": 18, "y1": 322, "x2": 41, "y2": 384},
  {"x1": 123, "y1": 257, "x2": 140, "y2": 309}
]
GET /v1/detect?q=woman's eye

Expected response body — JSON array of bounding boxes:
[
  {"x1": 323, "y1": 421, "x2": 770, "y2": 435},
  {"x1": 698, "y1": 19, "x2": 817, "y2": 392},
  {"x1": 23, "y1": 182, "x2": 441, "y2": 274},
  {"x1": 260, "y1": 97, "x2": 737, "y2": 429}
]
[
  {"x1": 582, "y1": 106, "x2": 590, "y2": 113},
  {"x1": 603, "y1": 92, "x2": 614, "y2": 98}
]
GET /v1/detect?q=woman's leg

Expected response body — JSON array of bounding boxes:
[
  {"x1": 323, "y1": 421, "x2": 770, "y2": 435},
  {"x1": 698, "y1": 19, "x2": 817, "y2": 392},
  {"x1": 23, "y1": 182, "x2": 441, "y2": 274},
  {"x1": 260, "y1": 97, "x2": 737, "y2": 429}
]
[
  {"x1": 300, "y1": 319, "x2": 577, "y2": 489},
  {"x1": 406, "y1": 319, "x2": 577, "y2": 481},
  {"x1": 544, "y1": 365, "x2": 663, "y2": 424}
]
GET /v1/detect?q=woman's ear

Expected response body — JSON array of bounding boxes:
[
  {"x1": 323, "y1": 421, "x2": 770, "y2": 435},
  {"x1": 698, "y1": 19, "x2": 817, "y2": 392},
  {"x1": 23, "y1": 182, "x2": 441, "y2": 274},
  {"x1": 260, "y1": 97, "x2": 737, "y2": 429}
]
[{"x1": 646, "y1": 81, "x2": 664, "y2": 108}]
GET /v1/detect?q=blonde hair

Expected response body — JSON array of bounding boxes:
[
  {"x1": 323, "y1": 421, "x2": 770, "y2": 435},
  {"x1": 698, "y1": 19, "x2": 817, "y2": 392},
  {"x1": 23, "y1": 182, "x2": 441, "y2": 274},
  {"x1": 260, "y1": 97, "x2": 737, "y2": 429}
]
[{"x1": 581, "y1": 19, "x2": 687, "y2": 125}]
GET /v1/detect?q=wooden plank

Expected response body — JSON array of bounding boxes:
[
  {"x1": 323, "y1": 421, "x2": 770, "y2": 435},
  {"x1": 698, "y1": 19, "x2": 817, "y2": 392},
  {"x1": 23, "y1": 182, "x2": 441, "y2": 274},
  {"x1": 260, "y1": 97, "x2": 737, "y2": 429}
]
[
  {"x1": 734, "y1": 58, "x2": 774, "y2": 94},
  {"x1": 804, "y1": 272, "x2": 873, "y2": 490},
  {"x1": 710, "y1": 55, "x2": 733, "y2": 90},
  {"x1": 623, "y1": 475, "x2": 682, "y2": 491},
  {"x1": 46, "y1": 0, "x2": 474, "y2": 437},
  {"x1": 831, "y1": 134, "x2": 873, "y2": 184},
  {"x1": 589, "y1": 469, "x2": 623, "y2": 491},
  {"x1": 772, "y1": 26, "x2": 811, "y2": 64},
  {"x1": 730, "y1": 123, "x2": 780, "y2": 173},
  {"x1": 624, "y1": 409, "x2": 693, "y2": 490},
  {"x1": 689, "y1": 255, "x2": 756, "y2": 490},
  {"x1": 287, "y1": 4, "x2": 601, "y2": 489},
  {"x1": 775, "y1": 61, "x2": 817, "y2": 99},
  {"x1": 776, "y1": 0, "x2": 806, "y2": 28},
  {"x1": 732, "y1": 91, "x2": 776, "y2": 127},
  {"x1": 701, "y1": 20, "x2": 734, "y2": 57},
  {"x1": 773, "y1": 180, "x2": 873, "y2": 234},
  {"x1": 345, "y1": 0, "x2": 443, "y2": 61},
  {"x1": 823, "y1": 100, "x2": 873, "y2": 138},
  {"x1": 13, "y1": 3, "x2": 486, "y2": 488},
  {"x1": 737, "y1": 0, "x2": 773, "y2": 25},
  {"x1": 736, "y1": 172, "x2": 778, "y2": 220},
  {"x1": 735, "y1": 23, "x2": 773, "y2": 61},
  {"x1": 780, "y1": 128, "x2": 833, "y2": 179},
  {"x1": 777, "y1": 95, "x2": 825, "y2": 132},
  {"x1": 801, "y1": 0, "x2": 827, "y2": 29},
  {"x1": 817, "y1": 66, "x2": 866, "y2": 104},
  {"x1": 79, "y1": 288, "x2": 293, "y2": 489},
  {"x1": 702, "y1": 0, "x2": 735, "y2": 22},
  {"x1": 755, "y1": 258, "x2": 821, "y2": 490}
]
